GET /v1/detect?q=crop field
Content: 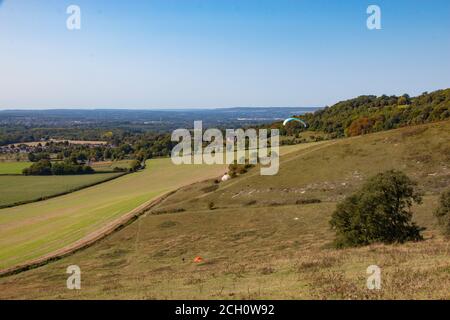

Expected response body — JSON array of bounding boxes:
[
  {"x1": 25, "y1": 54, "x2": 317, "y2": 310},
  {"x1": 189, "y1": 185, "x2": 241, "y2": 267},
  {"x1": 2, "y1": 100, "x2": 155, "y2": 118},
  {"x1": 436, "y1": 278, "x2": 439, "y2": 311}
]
[
  {"x1": 0, "y1": 121, "x2": 449, "y2": 299},
  {"x1": 0, "y1": 172, "x2": 124, "y2": 208},
  {"x1": 0, "y1": 162, "x2": 31, "y2": 175}
]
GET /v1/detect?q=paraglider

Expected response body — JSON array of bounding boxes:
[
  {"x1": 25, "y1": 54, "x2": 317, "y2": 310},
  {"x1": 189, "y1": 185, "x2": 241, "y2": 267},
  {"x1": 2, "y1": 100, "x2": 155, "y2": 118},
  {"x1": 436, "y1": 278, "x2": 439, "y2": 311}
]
[{"x1": 283, "y1": 117, "x2": 307, "y2": 128}]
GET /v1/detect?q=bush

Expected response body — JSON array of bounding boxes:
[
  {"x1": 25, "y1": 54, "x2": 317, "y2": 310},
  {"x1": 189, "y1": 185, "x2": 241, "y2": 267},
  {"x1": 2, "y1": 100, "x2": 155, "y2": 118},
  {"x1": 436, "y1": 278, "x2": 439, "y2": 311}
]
[
  {"x1": 201, "y1": 185, "x2": 219, "y2": 193},
  {"x1": 23, "y1": 159, "x2": 52, "y2": 175},
  {"x1": 434, "y1": 188, "x2": 450, "y2": 236},
  {"x1": 129, "y1": 160, "x2": 142, "y2": 172},
  {"x1": 228, "y1": 161, "x2": 254, "y2": 177},
  {"x1": 296, "y1": 198, "x2": 322, "y2": 205},
  {"x1": 330, "y1": 170, "x2": 424, "y2": 247},
  {"x1": 28, "y1": 152, "x2": 50, "y2": 162}
]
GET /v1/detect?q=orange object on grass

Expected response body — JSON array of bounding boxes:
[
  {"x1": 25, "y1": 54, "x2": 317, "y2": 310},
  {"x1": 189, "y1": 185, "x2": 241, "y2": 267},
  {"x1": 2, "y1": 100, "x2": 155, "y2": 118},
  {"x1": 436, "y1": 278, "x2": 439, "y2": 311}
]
[{"x1": 194, "y1": 256, "x2": 203, "y2": 263}]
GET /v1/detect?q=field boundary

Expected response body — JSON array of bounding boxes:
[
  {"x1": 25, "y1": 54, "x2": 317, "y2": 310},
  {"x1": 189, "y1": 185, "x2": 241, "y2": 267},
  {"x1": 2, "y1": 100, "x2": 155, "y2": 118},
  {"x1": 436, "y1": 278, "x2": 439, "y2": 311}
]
[
  {"x1": 0, "y1": 172, "x2": 128, "y2": 209},
  {"x1": 0, "y1": 188, "x2": 179, "y2": 278}
]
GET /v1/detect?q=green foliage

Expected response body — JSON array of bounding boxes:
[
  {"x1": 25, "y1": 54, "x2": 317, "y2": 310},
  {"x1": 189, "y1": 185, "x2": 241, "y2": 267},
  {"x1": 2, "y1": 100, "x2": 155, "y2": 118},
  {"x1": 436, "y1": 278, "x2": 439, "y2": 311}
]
[
  {"x1": 434, "y1": 188, "x2": 450, "y2": 236},
  {"x1": 128, "y1": 160, "x2": 142, "y2": 172},
  {"x1": 23, "y1": 160, "x2": 94, "y2": 176},
  {"x1": 23, "y1": 160, "x2": 52, "y2": 176},
  {"x1": 28, "y1": 152, "x2": 50, "y2": 162},
  {"x1": 263, "y1": 89, "x2": 450, "y2": 138},
  {"x1": 330, "y1": 170, "x2": 424, "y2": 247}
]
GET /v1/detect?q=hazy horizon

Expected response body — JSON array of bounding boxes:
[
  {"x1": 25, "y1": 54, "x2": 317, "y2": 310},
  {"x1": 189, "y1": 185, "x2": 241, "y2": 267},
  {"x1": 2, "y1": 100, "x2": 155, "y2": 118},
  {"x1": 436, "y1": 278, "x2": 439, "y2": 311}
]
[{"x1": 0, "y1": 106, "x2": 320, "y2": 111}]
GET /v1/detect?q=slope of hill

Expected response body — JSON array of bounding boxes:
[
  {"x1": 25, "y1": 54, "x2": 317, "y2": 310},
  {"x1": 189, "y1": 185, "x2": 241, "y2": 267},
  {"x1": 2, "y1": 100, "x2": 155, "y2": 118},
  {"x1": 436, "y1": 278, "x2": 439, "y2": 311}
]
[{"x1": 0, "y1": 120, "x2": 448, "y2": 299}]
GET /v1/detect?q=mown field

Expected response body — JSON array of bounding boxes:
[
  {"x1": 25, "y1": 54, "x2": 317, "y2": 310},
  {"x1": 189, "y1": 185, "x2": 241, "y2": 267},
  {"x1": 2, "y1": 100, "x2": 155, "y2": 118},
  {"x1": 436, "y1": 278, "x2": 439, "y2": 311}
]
[
  {"x1": 0, "y1": 162, "x2": 31, "y2": 175},
  {"x1": 0, "y1": 173, "x2": 124, "y2": 208},
  {"x1": 0, "y1": 160, "x2": 140, "y2": 208},
  {"x1": 0, "y1": 121, "x2": 448, "y2": 299}
]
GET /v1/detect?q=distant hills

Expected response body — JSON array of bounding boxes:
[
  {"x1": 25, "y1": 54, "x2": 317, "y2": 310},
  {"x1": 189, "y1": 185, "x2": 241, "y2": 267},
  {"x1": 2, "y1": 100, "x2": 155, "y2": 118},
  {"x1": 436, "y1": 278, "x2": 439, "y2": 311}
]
[{"x1": 0, "y1": 107, "x2": 318, "y2": 130}]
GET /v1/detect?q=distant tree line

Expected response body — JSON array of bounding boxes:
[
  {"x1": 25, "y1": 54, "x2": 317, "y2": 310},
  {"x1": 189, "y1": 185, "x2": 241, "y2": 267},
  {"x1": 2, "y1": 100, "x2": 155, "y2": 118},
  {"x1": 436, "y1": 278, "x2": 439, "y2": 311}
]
[
  {"x1": 5, "y1": 133, "x2": 175, "y2": 163},
  {"x1": 23, "y1": 160, "x2": 94, "y2": 176}
]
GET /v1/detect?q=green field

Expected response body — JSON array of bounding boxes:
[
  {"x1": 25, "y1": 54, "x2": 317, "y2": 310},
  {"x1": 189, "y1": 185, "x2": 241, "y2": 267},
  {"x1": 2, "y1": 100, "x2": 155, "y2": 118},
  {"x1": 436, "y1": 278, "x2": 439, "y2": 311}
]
[
  {"x1": 0, "y1": 173, "x2": 124, "y2": 208},
  {"x1": 0, "y1": 121, "x2": 449, "y2": 299},
  {"x1": 0, "y1": 162, "x2": 31, "y2": 175}
]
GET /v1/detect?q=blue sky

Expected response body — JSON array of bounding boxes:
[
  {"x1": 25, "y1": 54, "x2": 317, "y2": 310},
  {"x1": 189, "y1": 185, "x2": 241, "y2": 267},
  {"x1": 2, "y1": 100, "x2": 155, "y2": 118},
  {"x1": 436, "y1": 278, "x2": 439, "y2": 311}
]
[{"x1": 0, "y1": 0, "x2": 449, "y2": 109}]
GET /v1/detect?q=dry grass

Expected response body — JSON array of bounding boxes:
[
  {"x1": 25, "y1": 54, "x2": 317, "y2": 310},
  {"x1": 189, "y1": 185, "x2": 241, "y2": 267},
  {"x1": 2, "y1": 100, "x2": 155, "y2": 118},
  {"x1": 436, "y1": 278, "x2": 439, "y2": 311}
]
[
  {"x1": 0, "y1": 121, "x2": 449, "y2": 299},
  {"x1": 0, "y1": 196, "x2": 448, "y2": 299}
]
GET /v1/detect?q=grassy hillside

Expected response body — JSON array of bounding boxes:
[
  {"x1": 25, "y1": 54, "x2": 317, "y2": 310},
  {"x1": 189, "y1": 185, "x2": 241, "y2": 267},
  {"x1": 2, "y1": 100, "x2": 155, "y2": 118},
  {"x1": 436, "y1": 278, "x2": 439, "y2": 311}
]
[{"x1": 0, "y1": 121, "x2": 448, "y2": 299}]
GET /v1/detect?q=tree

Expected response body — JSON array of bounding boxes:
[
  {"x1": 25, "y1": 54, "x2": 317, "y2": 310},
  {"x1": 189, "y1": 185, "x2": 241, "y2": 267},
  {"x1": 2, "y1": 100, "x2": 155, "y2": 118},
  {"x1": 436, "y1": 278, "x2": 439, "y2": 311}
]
[
  {"x1": 330, "y1": 170, "x2": 424, "y2": 247},
  {"x1": 76, "y1": 152, "x2": 88, "y2": 163},
  {"x1": 28, "y1": 153, "x2": 36, "y2": 162},
  {"x1": 434, "y1": 188, "x2": 450, "y2": 236},
  {"x1": 23, "y1": 159, "x2": 52, "y2": 176},
  {"x1": 346, "y1": 117, "x2": 375, "y2": 137}
]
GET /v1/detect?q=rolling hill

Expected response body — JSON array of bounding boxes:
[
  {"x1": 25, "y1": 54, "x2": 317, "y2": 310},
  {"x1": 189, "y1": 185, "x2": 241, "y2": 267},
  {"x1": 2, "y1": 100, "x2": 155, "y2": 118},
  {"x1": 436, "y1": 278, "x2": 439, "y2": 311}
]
[{"x1": 0, "y1": 120, "x2": 448, "y2": 299}]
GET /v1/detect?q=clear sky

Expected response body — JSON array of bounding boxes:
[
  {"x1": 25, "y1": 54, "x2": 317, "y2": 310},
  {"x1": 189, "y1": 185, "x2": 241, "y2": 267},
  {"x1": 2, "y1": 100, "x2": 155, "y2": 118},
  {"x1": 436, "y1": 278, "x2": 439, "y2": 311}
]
[{"x1": 0, "y1": 0, "x2": 449, "y2": 109}]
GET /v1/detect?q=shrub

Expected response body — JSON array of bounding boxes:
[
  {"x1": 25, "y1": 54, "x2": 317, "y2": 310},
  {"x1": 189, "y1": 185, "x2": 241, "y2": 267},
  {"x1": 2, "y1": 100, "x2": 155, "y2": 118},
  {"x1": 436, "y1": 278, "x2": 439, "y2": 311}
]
[
  {"x1": 296, "y1": 198, "x2": 322, "y2": 205},
  {"x1": 82, "y1": 165, "x2": 95, "y2": 174},
  {"x1": 113, "y1": 166, "x2": 127, "y2": 172},
  {"x1": 23, "y1": 159, "x2": 52, "y2": 175},
  {"x1": 129, "y1": 160, "x2": 142, "y2": 172},
  {"x1": 28, "y1": 152, "x2": 50, "y2": 162},
  {"x1": 237, "y1": 166, "x2": 248, "y2": 174},
  {"x1": 201, "y1": 185, "x2": 219, "y2": 193},
  {"x1": 434, "y1": 188, "x2": 450, "y2": 236},
  {"x1": 244, "y1": 200, "x2": 257, "y2": 206},
  {"x1": 330, "y1": 170, "x2": 424, "y2": 247},
  {"x1": 228, "y1": 161, "x2": 255, "y2": 177}
]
